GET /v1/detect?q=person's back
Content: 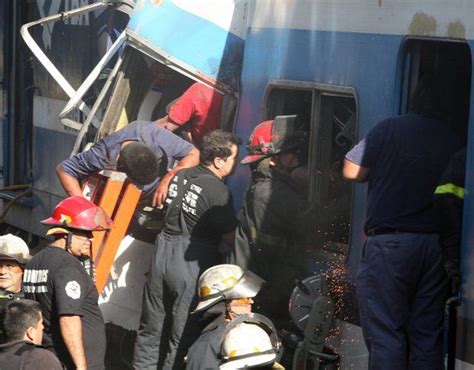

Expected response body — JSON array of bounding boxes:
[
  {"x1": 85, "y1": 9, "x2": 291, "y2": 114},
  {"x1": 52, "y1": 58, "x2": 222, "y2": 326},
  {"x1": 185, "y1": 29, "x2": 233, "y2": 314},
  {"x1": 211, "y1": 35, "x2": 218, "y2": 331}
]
[
  {"x1": 346, "y1": 113, "x2": 461, "y2": 233},
  {"x1": 343, "y1": 75, "x2": 462, "y2": 370},
  {"x1": 163, "y1": 164, "x2": 237, "y2": 244},
  {"x1": 0, "y1": 340, "x2": 64, "y2": 370},
  {"x1": 167, "y1": 83, "x2": 223, "y2": 146}
]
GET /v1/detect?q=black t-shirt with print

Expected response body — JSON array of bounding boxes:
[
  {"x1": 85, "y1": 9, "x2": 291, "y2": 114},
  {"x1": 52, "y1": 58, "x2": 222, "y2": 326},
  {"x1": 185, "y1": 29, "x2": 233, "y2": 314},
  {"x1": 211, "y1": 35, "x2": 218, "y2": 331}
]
[
  {"x1": 164, "y1": 165, "x2": 238, "y2": 242},
  {"x1": 23, "y1": 246, "x2": 105, "y2": 369}
]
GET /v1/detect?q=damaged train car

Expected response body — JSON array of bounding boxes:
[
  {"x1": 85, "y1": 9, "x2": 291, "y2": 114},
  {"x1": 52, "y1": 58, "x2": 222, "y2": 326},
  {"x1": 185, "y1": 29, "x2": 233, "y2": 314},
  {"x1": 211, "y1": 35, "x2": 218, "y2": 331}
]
[{"x1": 1, "y1": 0, "x2": 474, "y2": 369}]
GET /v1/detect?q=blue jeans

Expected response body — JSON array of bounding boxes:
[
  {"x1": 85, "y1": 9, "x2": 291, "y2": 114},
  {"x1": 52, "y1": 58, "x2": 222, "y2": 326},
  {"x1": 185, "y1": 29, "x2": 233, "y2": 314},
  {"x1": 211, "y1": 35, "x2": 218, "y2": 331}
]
[{"x1": 356, "y1": 233, "x2": 447, "y2": 370}]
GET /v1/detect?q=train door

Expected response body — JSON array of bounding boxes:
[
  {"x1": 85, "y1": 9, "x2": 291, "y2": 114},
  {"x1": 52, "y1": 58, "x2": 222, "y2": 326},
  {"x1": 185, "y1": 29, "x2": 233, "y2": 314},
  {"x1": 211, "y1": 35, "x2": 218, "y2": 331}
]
[
  {"x1": 398, "y1": 38, "x2": 471, "y2": 142},
  {"x1": 398, "y1": 38, "x2": 472, "y2": 370}
]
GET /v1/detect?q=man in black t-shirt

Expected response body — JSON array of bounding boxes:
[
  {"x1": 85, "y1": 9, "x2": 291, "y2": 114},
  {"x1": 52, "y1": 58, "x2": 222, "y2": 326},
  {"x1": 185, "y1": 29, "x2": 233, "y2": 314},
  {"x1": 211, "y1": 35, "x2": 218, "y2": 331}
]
[
  {"x1": 23, "y1": 197, "x2": 112, "y2": 370},
  {"x1": 133, "y1": 130, "x2": 241, "y2": 370}
]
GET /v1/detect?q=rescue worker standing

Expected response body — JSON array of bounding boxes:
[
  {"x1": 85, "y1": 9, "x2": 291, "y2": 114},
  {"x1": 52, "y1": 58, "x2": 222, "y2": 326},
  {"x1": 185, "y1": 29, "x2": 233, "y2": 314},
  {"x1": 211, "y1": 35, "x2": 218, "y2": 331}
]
[
  {"x1": 233, "y1": 115, "x2": 308, "y2": 322},
  {"x1": 133, "y1": 130, "x2": 241, "y2": 370},
  {"x1": 23, "y1": 196, "x2": 112, "y2": 370},
  {"x1": 342, "y1": 76, "x2": 462, "y2": 369},
  {"x1": 185, "y1": 264, "x2": 266, "y2": 370},
  {"x1": 0, "y1": 234, "x2": 32, "y2": 342}
]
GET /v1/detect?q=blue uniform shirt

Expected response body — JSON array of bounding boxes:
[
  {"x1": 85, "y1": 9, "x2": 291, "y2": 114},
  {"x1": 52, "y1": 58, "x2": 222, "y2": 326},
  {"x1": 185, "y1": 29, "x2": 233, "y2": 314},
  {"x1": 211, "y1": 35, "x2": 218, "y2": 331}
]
[
  {"x1": 60, "y1": 121, "x2": 195, "y2": 199},
  {"x1": 346, "y1": 113, "x2": 461, "y2": 233}
]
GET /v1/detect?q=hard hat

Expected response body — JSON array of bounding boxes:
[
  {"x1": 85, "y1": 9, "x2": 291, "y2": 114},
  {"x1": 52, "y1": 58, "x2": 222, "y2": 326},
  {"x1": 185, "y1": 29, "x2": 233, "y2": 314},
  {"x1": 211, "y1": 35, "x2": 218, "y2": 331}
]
[
  {"x1": 41, "y1": 196, "x2": 112, "y2": 232},
  {"x1": 241, "y1": 115, "x2": 306, "y2": 165},
  {"x1": 0, "y1": 234, "x2": 32, "y2": 265},
  {"x1": 219, "y1": 313, "x2": 282, "y2": 369},
  {"x1": 194, "y1": 264, "x2": 265, "y2": 313}
]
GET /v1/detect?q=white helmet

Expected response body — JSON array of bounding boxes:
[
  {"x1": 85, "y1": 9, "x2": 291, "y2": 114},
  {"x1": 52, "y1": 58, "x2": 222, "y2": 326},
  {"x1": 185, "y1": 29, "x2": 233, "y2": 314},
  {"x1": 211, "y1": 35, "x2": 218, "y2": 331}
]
[
  {"x1": 219, "y1": 313, "x2": 282, "y2": 369},
  {"x1": 194, "y1": 264, "x2": 265, "y2": 313},
  {"x1": 0, "y1": 234, "x2": 31, "y2": 265}
]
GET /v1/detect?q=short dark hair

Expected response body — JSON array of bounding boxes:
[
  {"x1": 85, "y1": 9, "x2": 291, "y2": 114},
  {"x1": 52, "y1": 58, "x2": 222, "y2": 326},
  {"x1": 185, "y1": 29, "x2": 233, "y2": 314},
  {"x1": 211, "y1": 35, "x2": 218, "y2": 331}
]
[
  {"x1": 117, "y1": 142, "x2": 160, "y2": 186},
  {"x1": 2, "y1": 299, "x2": 42, "y2": 341},
  {"x1": 200, "y1": 130, "x2": 242, "y2": 166}
]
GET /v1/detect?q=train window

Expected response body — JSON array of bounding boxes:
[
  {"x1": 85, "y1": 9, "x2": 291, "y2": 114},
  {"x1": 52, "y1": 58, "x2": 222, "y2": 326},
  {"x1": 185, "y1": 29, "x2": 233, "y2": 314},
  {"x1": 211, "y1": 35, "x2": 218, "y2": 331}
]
[
  {"x1": 399, "y1": 39, "x2": 471, "y2": 143},
  {"x1": 265, "y1": 82, "x2": 357, "y2": 265},
  {"x1": 97, "y1": 46, "x2": 236, "y2": 139}
]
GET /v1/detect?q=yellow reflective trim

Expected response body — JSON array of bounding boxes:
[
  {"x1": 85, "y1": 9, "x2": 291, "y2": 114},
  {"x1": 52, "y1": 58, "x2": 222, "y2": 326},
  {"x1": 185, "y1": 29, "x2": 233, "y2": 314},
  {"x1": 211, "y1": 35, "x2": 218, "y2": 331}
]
[{"x1": 434, "y1": 183, "x2": 465, "y2": 199}]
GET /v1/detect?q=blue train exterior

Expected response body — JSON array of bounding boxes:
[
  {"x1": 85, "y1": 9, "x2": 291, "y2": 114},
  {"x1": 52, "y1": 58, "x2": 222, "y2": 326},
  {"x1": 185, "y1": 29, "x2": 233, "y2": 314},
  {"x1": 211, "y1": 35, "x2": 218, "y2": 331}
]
[{"x1": 2, "y1": 0, "x2": 474, "y2": 368}]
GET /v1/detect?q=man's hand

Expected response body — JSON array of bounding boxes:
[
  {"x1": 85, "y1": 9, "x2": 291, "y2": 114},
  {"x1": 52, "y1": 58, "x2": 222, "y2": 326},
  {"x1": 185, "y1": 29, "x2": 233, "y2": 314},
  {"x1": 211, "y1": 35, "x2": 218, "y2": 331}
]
[
  {"x1": 152, "y1": 148, "x2": 200, "y2": 208},
  {"x1": 59, "y1": 315, "x2": 87, "y2": 370},
  {"x1": 153, "y1": 176, "x2": 171, "y2": 208}
]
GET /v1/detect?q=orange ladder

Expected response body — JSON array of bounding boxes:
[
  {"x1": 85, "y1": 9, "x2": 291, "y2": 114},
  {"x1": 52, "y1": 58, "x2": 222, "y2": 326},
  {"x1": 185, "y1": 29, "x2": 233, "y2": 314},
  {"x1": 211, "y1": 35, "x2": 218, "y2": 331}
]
[{"x1": 83, "y1": 171, "x2": 141, "y2": 293}]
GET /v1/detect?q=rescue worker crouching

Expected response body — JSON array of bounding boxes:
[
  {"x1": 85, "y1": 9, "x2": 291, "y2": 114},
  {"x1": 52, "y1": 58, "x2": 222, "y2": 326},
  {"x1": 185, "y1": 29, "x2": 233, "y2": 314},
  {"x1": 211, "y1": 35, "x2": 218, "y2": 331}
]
[
  {"x1": 185, "y1": 263, "x2": 266, "y2": 369},
  {"x1": 232, "y1": 115, "x2": 310, "y2": 324},
  {"x1": 219, "y1": 316, "x2": 283, "y2": 370},
  {"x1": 23, "y1": 196, "x2": 112, "y2": 370},
  {"x1": 133, "y1": 130, "x2": 241, "y2": 370},
  {"x1": 0, "y1": 234, "x2": 32, "y2": 342},
  {"x1": 186, "y1": 264, "x2": 280, "y2": 370},
  {"x1": 0, "y1": 299, "x2": 63, "y2": 370}
]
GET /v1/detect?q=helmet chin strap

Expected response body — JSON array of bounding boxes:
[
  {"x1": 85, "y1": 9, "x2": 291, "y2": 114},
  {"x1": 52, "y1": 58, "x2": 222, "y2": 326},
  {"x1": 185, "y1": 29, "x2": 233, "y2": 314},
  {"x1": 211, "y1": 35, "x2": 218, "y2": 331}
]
[{"x1": 65, "y1": 231, "x2": 73, "y2": 251}]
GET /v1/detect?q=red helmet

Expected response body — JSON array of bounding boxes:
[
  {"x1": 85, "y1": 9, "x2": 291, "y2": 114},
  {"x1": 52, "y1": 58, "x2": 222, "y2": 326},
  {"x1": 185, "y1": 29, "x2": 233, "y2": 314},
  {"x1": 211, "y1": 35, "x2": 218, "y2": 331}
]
[
  {"x1": 241, "y1": 115, "x2": 306, "y2": 165},
  {"x1": 41, "y1": 196, "x2": 112, "y2": 232}
]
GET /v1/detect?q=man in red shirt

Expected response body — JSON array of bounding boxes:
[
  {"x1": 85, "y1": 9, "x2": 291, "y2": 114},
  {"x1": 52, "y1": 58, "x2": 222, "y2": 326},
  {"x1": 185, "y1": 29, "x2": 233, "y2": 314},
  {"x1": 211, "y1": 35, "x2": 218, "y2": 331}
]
[{"x1": 157, "y1": 82, "x2": 223, "y2": 147}]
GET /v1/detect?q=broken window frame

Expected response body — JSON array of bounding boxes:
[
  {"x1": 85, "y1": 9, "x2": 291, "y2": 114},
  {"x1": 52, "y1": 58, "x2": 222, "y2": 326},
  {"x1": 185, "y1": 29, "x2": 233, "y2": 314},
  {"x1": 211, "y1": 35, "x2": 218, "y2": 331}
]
[
  {"x1": 262, "y1": 80, "x2": 358, "y2": 263},
  {"x1": 262, "y1": 80, "x2": 358, "y2": 201}
]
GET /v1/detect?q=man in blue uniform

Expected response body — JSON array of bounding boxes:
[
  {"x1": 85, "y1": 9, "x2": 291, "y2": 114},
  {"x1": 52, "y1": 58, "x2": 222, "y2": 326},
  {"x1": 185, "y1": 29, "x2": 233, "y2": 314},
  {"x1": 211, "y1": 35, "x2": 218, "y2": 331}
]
[
  {"x1": 343, "y1": 76, "x2": 462, "y2": 370},
  {"x1": 56, "y1": 120, "x2": 199, "y2": 208}
]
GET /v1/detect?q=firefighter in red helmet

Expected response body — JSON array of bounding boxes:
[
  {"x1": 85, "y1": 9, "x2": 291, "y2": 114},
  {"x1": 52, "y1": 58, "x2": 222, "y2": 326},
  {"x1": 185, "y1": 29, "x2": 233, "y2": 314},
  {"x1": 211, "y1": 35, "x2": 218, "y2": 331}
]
[
  {"x1": 232, "y1": 115, "x2": 311, "y2": 325},
  {"x1": 23, "y1": 196, "x2": 112, "y2": 370}
]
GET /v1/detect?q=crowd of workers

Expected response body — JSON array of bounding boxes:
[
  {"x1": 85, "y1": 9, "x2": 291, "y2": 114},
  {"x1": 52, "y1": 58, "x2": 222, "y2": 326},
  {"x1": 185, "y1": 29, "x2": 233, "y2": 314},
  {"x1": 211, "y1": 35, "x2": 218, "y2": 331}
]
[{"x1": 0, "y1": 76, "x2": 466, "y2": 370}]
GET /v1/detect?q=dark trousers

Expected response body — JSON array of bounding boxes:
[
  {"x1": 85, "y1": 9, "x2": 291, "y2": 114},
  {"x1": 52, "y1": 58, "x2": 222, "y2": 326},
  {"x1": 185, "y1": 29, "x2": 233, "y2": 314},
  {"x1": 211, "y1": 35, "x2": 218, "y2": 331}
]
[
  {"x1": 356, "y1": 233, "x2": 447, "y2": 370},
  {"x1": 133, "y1": 233, "x2": 217, "y2": 370}
]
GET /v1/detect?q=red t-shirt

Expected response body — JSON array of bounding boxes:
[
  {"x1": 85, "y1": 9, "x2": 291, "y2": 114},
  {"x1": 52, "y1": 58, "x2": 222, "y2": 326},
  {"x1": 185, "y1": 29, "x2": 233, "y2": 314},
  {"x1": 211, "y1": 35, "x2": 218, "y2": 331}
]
[{"x1": 168, "y1": 82, "x2": 223, "y2": 146}]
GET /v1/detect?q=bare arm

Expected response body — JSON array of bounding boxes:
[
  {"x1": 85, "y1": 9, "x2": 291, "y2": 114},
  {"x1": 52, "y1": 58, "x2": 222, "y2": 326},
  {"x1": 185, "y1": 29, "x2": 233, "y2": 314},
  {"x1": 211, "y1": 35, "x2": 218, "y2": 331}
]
[
  {"x1": 59, "y1": 315, "x2": 87, "y2": 370},
  {"x1": 153, "y1": 148, "x2": 200, "y2": 207},
  {"x1": 56, "y1": 164, "x2": 83, "y2": 197},
  {"x1": 342, "y1": 158, "x2": 369, "y2": 182}
]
